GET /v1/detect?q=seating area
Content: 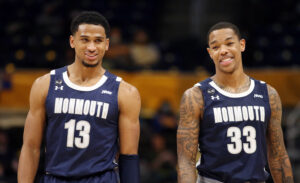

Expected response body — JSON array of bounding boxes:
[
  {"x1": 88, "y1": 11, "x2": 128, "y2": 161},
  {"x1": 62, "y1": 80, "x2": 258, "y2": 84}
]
[{"x1": 0, "y1": 0, "x2": 299, "y2": 71}]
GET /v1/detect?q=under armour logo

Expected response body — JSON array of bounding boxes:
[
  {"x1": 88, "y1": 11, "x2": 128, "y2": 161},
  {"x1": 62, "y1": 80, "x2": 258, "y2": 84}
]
[
  {"x1": 55, "y1": 86, "x2": 64, "y2": 90},
  {"x1": 101, "y1": 90, "x2": 112, "y2": 95},
  {"x1": 211, "y1": 95, "x2": 220, "y2": 100}
]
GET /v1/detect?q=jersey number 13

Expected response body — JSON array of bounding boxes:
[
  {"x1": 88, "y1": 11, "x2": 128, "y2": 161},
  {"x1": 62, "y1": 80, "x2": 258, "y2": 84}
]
[{"x1": 64, "y1": 119, "x2": 91, "y2": 148}]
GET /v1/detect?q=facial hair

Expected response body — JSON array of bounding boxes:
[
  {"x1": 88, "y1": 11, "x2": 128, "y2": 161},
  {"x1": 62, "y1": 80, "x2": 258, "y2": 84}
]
[{"x1": 81, "y1": 60, "x2": 100, "y2": 68}]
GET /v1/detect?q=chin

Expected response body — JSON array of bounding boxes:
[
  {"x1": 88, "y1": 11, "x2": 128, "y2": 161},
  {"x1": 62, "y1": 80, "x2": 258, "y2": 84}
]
[
  {"x1": 219, "y1": 66, "x2": 235, "y2": 74},
  {"x1": 82, "y1": 60, "x2": 99, "y2": 68}
]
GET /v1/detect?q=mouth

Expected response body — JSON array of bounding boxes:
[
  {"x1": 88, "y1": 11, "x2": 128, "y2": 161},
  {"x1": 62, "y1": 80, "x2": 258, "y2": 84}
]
[
  {"x1": 220, "y1": 57, "x2": 234, "y2": 66},
  {"x1": 85, "y1": 54, "x2": 98, "y2": 61}
]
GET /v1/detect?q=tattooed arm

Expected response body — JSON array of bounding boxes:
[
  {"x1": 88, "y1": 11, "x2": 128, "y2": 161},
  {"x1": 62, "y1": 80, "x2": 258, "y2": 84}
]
[
  {"x1": 266, "y1": 85, "x2": 294, "y2": 183},
  {"x1": 177, "y1": 86, "x2": 203, "y2": 183}
]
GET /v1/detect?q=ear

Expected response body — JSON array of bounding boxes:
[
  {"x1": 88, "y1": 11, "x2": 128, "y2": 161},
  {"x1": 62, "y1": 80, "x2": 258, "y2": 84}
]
[
  {"x1": 105, "y1": 38, "x2": 110, "y2": 51},
  {"x1": 70, "y1": 35, "x2": 75, "y2": 48},
  {"x1": 207, "y1": 47, "x2": 213, "y2": 60},
  {"x1": 240, "y1": 39, "x2": 246, "y2": 52}
]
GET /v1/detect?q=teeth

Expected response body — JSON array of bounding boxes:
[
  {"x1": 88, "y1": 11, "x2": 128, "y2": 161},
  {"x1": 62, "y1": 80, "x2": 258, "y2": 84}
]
[{"x1": 222, "y1": 58, "x2": 232, "y2": 62}]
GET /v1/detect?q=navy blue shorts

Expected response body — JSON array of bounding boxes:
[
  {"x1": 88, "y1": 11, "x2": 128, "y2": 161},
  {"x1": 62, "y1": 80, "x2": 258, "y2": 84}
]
[{"x1": 41, "y1": 170, "x2": 118, "y2": 183}]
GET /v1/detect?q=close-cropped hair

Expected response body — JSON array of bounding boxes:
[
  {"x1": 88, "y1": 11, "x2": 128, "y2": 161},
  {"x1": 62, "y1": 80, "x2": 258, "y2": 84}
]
[
  {"x1": 207, "y1": 21, "x2": 241, "y2": 44},
  {"x1": 70, "y1": 11, "x2": 110, "y2": 37}
]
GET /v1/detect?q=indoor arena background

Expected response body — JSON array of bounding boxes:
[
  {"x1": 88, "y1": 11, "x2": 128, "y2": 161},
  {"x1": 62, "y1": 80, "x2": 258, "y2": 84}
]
[{"x1": 0, "y1": 0, "x2": 299, "y2": 182}]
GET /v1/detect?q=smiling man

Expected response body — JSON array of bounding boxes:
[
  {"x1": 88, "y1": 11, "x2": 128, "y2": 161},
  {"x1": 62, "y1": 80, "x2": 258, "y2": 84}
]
[
  {"x1": 18, "y1": 11, "x2": 141, "y2": 183},
  {"x1": 177, "y1": 22, "x2": 294, "y2": 183}
]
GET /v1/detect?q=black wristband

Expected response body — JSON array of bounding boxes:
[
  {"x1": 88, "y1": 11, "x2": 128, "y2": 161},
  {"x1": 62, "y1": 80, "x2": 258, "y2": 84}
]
[{"x1": 119, "y1": 154, "x2": 140, "y2": 183}]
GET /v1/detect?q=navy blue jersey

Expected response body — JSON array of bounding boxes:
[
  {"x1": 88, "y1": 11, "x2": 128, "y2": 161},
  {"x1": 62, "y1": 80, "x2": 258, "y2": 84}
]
[
  {"x1": 196, "y1": 78, "x2": 271, "y2": 182},
  {"x1": 45, "y1": 66, "x2": 121, "y2": 178}
]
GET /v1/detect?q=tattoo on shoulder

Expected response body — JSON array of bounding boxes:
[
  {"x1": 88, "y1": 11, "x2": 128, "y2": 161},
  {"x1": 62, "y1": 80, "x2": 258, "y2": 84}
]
[
  {"x1": 268, "y1": 85, "x2": 282, "y2": 115},
  {"x1": 179, "y1": 87, "x2": 203, "y2": 123}
]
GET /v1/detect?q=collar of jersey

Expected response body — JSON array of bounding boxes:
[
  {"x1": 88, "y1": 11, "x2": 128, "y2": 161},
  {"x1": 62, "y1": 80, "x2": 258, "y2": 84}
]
[
  {"x1": 62, "y1": 71, "x2": 108, "y2": 91},
  {"x1": 209, "y1": 79, "x2": 255, "y2": 98}
]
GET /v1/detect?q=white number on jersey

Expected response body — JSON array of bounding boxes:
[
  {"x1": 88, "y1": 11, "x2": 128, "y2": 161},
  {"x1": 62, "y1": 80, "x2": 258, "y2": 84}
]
[
  {"x1": 227, "y1": 126, "x2": 257, "y2": 154},
  {"x1": 64, "y1": 119, "x2": 91, "y2": 148}
]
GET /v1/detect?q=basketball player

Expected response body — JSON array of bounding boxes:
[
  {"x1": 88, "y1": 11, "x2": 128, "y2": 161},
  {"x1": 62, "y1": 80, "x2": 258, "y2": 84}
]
[
  {"x1": 18, "y1": 11, "x2": 140, "y2": 183},
  {"x1": 177, "y1": 22, "x2": 294, "y2": 183}
]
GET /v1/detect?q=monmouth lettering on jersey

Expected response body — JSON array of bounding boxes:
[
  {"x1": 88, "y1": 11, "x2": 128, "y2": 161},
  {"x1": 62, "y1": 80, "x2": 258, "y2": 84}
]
[
  {"x1": 213, "y1": 105, "x2": 265, "y2": 123},
  {"x1": 54, "y1": 98, "x2": 109, "y2": 119}
]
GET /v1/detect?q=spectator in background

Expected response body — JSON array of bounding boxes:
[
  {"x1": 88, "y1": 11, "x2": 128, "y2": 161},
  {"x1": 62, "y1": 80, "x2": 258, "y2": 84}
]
[
  {"x1": 152, "y1": 101, "x2": 177, "y2": 130},
  {"x1": 130, "y1": 29, "x2": 161, "y2": 70},
  {"x1": 0, "y1": 70, "x2": 12, "y2": 92},
  {"x1": 104, "y1": 27, "x2": 132, "y2": 69},
  {"x1": 148, "y1": 133, "x2": 177, "y2": 183},
  {"x1": 0, "y1": 163, "x2": 5, "y2": 181},
  {"x1": 0, "y1": 130, "x2": 13, "y2": 181},
  {"x1": 36, "y1": 2, "x2": 64, "y2": 36},
  {"x1": 8, "y1": 152, "x2": 19, "y2": 183},
  {"x1": 151, "y1": 101, "x2": 177, "y2": 148}
]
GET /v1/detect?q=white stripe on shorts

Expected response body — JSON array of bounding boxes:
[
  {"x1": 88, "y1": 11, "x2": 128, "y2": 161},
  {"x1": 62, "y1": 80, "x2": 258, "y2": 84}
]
[
  {"x1": 197, "y1": 175, "x2": 265, "y2": 183},
  {"x1": 197, "y1": 175, "x2": 223, "y2": 183}
]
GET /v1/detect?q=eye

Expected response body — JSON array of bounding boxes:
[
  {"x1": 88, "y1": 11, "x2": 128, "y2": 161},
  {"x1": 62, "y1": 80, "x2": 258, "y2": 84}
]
[
  {"x1": 227, "y1": 42, "x2": 234, "y2": 46},
  {"x1": 95, "y1": 39, "x2": 102, "y2": 43},
  {"x1": 212, "y1": 46, "x2": 219, "y2": 50},
  {"x1": 81, "y1": 38, "x2": 88, "y2": 42}
]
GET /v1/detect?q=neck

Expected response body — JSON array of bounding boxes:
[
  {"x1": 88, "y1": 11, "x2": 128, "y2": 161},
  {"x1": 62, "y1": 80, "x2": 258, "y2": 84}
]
[
  {"x1": 214, "y1": 71, "x2": 248, "y2": 88},
  {"x1": 212, "y1": 70, "x2": 250, "y2": 93},
  {"x1": 68, "y1": 61, "x2": 105, "y2": 82}
]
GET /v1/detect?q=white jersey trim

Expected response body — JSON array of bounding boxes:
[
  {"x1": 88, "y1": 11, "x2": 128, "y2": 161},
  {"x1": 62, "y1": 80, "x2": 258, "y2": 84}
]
[
  {"x1": 116, "y1": 77, "x2": 122, "y2": 82},
  {"x1": 209, "y1": 79, "x2": 255, "y2": 98},
  {"x1": 62, "y1": 71, "x2": 108, "y2": 91},
  {"x1": 194, "y1": 83, "x2": 201, "y2": 87}
]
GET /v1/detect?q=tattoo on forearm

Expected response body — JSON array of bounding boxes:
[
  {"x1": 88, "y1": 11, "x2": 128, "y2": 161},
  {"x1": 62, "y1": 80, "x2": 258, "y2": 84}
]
[
  {"x1": 177, "y1": 87, "x2": 203, "y2": 183},
  {"x1": 267, "y1": 86, "x2": 294, "y2": 183}
]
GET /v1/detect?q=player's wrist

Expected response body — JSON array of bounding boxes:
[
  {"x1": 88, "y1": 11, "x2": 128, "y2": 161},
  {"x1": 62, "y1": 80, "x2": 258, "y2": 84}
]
[{"x1": 119, "y1": 154, "x2": 140, "y2": 183}]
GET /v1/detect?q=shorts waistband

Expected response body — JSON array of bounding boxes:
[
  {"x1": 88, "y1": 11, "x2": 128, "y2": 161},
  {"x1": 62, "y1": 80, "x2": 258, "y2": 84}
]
[
  {"x1": 45, "y1": 169, "x2": 114, "y2": 180},
  {"x1": 197, "y1": 175, "x2": 265, "y2": 183}
]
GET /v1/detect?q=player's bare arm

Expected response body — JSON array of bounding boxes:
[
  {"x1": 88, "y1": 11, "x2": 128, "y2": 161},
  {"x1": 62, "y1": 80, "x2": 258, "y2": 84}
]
[
  {"x1": 266, "y1": 85, "x2": 294, "y2": 183},
  {"x1": 118, "y1": 81, "x2": 141, "y2": 155},
  {"x1": 118, "y1": 81, "x2": 141, "y2": 183},
  {"x1": 177, "y1": 86, "x2": 203, "y2": 183},
  {"x1": 18, "y1": 74, "x2": 50, "y2": 183}
]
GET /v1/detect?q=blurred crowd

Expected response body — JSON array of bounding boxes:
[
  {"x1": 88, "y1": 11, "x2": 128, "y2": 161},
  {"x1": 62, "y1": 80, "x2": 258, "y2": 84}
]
[
  {"x1": 0, "y1": 0, "x2": 299, "y2": 73},
  {"x1": 0, "y1": 129, "x2": 21, "y2": 183}
]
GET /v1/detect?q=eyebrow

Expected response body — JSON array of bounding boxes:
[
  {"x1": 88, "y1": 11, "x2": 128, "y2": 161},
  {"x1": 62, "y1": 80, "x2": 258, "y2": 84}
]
[
  {"x1": 79, "y1": 35, "x2": 105, "y2": 39},
  {"x1": 209, "y1": 36, "x2": 234, "y2": 45},
  {"x1": 225, "y1": 37, "x2": 234, "y2": 41}
]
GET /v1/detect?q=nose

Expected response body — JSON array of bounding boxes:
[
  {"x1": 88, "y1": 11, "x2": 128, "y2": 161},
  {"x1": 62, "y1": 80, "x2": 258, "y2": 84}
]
[
  {"x1": 220, "y1": 45, "x2": 228, "y2": 55},
  {"x1": 87, "y1": 42, "x2": 96, "y2": 51}
]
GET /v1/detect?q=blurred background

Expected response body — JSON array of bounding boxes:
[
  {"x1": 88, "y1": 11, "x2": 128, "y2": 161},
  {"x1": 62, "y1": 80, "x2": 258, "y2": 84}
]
[{"x1": 0, "y1": 0, "x2": 299, "y2": 182}]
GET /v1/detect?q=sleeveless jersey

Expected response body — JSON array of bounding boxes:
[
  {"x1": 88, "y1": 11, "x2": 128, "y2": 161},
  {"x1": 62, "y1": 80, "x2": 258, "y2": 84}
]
[
  {"x1": 45, "y1": 66, "x2": 121, "y2": 178},
  {"x1": 196, "y1": 78, "x2": 271, "y2": 182}
]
